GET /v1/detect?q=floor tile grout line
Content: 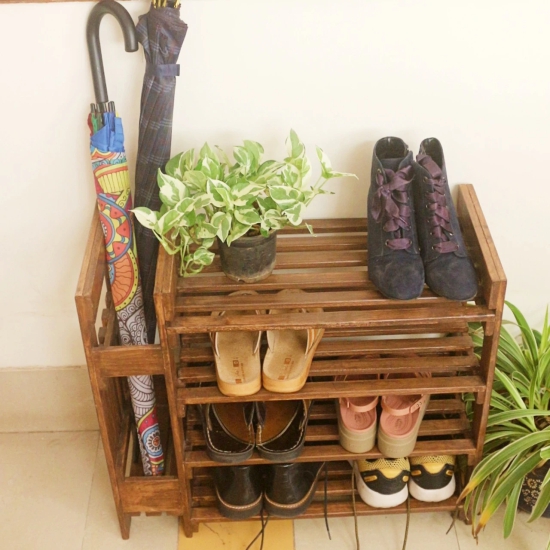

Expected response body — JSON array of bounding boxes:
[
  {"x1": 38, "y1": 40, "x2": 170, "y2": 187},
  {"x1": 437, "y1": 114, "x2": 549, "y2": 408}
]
[{"x1": 80, "y1": 434, "x2": 101, "y2": 550}]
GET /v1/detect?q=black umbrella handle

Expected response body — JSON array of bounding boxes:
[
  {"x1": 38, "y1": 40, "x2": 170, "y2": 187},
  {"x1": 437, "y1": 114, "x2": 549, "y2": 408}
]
[{"x1": 87, "y1": 0, "x2": 138, "y2": 106}]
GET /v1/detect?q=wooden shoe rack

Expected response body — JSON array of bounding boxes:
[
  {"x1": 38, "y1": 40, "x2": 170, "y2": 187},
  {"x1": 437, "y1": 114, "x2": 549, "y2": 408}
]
[{"x1": 75, "y1": 184, "x2": 506, "y2": 538}]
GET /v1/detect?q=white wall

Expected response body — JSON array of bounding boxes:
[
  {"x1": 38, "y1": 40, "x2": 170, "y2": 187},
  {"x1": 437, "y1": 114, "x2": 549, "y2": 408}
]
[{"x1": 1, "y1": 0, "x2": 549, "y2": 368}]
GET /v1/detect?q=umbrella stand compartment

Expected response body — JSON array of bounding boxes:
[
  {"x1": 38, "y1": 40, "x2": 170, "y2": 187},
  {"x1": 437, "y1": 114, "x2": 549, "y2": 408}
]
[{"x1": 75, "y1": 209, "x2": 182, "y2": 538}]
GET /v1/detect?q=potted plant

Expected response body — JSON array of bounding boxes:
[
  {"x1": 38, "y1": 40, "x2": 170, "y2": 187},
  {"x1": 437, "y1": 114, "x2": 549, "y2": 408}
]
[
  {"x1": 458, "y1": 302, "x2": 550, "y2": 547},
  {"x1": 133, "y1": 130, "x2": 356, "y2": 282}
]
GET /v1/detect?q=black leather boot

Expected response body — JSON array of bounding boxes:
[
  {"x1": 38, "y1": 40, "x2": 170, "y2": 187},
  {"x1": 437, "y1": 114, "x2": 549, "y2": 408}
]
[
  {"x1": 413, "y1": 138, "x2": 478, "y2": 301},
  {"x1": 213, "y1": 465, "x2": 263, "y2": 519},
  {"x1": 264, "y1": 462, "x2": 324, "y2": 517},
  {"x1": 368, "y1": 137, "x2": 425, "y2": 300}
]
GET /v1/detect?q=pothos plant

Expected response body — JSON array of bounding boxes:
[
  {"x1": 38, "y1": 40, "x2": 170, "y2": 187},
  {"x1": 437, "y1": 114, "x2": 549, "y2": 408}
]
[{"x1": 133, "y1": 130, "x2": 356, "y2": 276}]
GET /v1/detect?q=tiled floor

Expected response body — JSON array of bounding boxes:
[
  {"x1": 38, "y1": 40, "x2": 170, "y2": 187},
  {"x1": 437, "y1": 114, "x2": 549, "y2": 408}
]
[{"x1": 0, "y1": 431, "x2": 547, "y2": 550}]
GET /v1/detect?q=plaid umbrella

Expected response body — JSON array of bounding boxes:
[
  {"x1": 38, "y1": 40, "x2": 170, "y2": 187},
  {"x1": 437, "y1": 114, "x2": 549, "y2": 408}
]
[
  {"x1": 87, "y1": 0, "x2": 164, "y2": 476},
  {"x1": 134, "y1": 1, "x2": 188, "y2": 343}
]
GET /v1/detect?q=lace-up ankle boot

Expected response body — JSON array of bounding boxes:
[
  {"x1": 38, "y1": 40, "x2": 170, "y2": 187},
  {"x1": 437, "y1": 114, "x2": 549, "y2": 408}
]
[
  {"x1": 413, "y1": 138, "x2": 478, "y2": 301},
  {"x1": 368, "y1": 137, "x2": 424, "y2": 300}
]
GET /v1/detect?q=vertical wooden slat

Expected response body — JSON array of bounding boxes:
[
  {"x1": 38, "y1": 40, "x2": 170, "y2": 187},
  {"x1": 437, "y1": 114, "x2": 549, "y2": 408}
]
[{"x1": 75, "y1": 209, "x2": 131, "y2": 539}]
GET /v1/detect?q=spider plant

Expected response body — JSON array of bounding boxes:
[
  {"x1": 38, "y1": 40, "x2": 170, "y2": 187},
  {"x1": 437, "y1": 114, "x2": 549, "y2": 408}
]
[{"x1": 460, "y1": 301, "x2": 550, "y2": 548}]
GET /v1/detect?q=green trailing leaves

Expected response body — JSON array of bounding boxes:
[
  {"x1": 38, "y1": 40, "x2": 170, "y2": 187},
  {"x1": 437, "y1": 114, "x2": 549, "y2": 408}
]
[{"x1": 133, "y1": 130, "x2": 356, "y2": 276}]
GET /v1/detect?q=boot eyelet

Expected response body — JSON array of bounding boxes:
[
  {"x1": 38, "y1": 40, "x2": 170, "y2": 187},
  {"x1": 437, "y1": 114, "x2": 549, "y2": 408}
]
[
  {"x1": 377, "y1": 169, "x2": 382, "y2": 175},
  {"x1": 423, "y1": 177, "x2": 428, "y2": 182},
  {"x1": 431, "y1": 246, "x2": 436, "y2": 250},
  {"x1": 449, "y1": 232, "x2": 453, "y2": 236},
  {"x1": 385, "y1": 239, "x2": 390, "y2": 246}
]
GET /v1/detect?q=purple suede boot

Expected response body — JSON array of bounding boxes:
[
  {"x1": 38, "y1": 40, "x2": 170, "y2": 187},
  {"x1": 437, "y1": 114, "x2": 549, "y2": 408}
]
[
  {"x1": 367, "y1": 137, "x2": 425, "y2": 300},
  {"x1": 413, "y1": 138, "x2": 478, "y2": 301}
]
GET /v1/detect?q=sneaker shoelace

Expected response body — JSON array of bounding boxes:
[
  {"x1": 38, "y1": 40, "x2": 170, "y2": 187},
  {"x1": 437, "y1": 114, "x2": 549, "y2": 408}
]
[
  {"x1": 350, "y1": 463, "x2": 410, "y2": 550},
  {"x1": 416, "y1": 154, "x2": 459, "y2": 254},
  {"x1": 371, "y1": 165, "x2": 414, "y2": 250}
]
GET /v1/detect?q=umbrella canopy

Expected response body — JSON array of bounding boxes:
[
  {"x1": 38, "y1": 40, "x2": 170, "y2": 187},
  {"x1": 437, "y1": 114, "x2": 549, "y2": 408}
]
[
  {"x1": 134, "y1": 2, "x2": 188, "y2": 343},
  {"x1": 87, "y1": 0, "x2": 164, "y2": 476}
]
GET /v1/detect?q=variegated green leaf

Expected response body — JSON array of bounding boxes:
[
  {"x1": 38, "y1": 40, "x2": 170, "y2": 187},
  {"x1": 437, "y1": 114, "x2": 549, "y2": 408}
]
[
  {"x1": 155, "y1": 209, "x2": 182, "y2": 235},
  {"x1": 257, "y1": 160, "x2": 284, "y2": 177},
  {"x1": 234, "y1": 207, "x2": 261, "y2": 226},
  {"x1": 183, "y1": 170, "x2": 207, "y2": 191},
  {"x1": 211, "y1": 211, "x2": 232, "y2": 242},
  {"x1": 193, "y1": 192, "x2": 213, "y2": 210},
  {"x1": 503, "y1": 479, "x2": 522, "y2": 538},
  {"x1": 286, "y1": 129, "x2": 305, "y2": 159},
  {"x1": 269, "y1": 185, "x2": 302, "y2": 207},
  {"x1": 283, "y1": 202, "x2": 304, "y2": 226},
  {"x1": 281, "y1": 163, "x2": 301, "y2": 187},
  {"x1": 196, "y1": 223, "x2": 217, "y2": 239},
  {"x1": 132, "y1": 207, "x2": 159, "y2": 230},
  {"x1": 199, "y1": 157, "x2": 221, "y2": 180},
  {"x1": 192, "y1": 247, "x2": 215, "y2": 266},
  {"x1": 199, "y1": 142, "x2": 217, "y2": 162},
  {"x1": 158, "y1": 170, "x2": 188, "y2": 206},
  {"x1": 175, "y1": 197, "x2": 195, "y2": 215},
  {"x1": 316, "y1": 146, "x2": 333, "y2": 179},
  {"x1": 233, "y1": 146, "x2": 253, "y2": 174},
  {"x1": 215, "y1": 145, "x2": 232, "y2": 168},
  {"x1": 226, "y1": 220, "x2": 251, "y2": 246},
  {"x1": 243, "y1": 140, "x2": 264, "y2": 165},
  {"x1": 257, "y1": 196, "x2": 278, "y2": 213},
  {"x1": 165, "y1": 152, "x2": 183, "y2": 178}
]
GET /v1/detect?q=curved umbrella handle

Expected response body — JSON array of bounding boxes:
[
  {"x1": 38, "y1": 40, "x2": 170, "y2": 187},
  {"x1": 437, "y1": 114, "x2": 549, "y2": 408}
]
[{"x1": 87, "y1": 0, "x2": 138, "y2": 105}]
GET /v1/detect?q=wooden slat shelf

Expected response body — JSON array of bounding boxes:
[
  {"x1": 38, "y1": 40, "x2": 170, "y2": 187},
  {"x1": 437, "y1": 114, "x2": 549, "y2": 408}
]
[
  {"x1": 183, "y1": 398, "x2": 475, "y2": 468},
  {"x1": 177, "y1": 376, "x2": 485, "y2": 408},
  {"x1": 170, "y1": 305, "x2": 494, "y2": 334},
  {"x1": 189, "y1": 461, "x2": 461, "y2": 523},
  {"x1": 75, "y1": 185, "x2": 505, "y2": 539}
]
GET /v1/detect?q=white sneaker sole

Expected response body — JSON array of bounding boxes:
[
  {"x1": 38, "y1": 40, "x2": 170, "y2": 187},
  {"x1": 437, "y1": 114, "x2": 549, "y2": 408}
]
[
  {"x1": 408, "y1": 475, "x2": 456, "y2": 502},
  {"x1": 354, "y1": 464, "x2": 409, "y2": 508}
]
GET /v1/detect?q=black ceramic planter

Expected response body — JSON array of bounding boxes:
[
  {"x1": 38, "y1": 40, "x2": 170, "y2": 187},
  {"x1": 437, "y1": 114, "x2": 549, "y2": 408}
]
[
  {"x1": 218, "y1": 231, "x2": 277, "y2": 283},
  {"x1": 518, "y1": 461, "x2": 550, "y2": 518}
]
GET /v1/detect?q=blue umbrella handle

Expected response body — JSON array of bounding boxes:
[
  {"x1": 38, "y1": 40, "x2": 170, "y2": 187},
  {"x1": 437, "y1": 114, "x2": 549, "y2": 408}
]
[{"x1": 87, "y1": 0, "x2": 138, "y2": 106}]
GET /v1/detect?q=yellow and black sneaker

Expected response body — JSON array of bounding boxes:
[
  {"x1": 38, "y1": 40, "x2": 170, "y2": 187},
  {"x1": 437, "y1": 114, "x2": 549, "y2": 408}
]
[
  {"x1": 353, "y1": 457, "x2": 410, "y2": 508},
  {"x1": 408, "y1": 455, "x2": 456, "y2": 502}
]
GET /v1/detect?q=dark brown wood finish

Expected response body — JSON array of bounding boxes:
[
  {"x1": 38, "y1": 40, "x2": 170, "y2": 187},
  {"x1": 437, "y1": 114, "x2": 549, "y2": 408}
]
[{"x1": 76, "y1": 185, "x2": 505, "y2": 539}]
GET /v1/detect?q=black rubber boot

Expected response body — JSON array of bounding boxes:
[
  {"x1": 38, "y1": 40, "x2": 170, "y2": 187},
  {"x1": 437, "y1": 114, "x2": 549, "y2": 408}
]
[
  {"x1": 368, "y1": 137, "x2": 425, "y2": 300},
  {"x1": 213, "y1": 465, "x2": 263, "y2": 519},
  {"x1": 413, "y1": 138, "x2": 478, "y2": 301}
]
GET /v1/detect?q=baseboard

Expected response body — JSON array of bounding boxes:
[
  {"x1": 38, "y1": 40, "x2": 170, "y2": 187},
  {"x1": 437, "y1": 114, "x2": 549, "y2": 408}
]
[{"x1": 0, "y1": 365, "x2": 99, "y2": 432}]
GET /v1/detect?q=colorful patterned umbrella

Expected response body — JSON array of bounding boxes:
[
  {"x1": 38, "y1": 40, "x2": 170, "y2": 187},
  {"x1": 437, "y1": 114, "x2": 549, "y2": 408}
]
[
  {"x1": 87, "y1": 0, "x2": 164, "y2": 476},
  {"x1": 134, "y1": 0, "x2": 188, "y2": 343}
]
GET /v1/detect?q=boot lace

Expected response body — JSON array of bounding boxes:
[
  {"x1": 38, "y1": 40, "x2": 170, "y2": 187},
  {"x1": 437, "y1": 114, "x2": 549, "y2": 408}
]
[
  {"x1": 417, "y1": 154, "x2": 459, "y2": 254},
  {"x1": 371, "y1": 165, "x2": 415, "y2": 250}
]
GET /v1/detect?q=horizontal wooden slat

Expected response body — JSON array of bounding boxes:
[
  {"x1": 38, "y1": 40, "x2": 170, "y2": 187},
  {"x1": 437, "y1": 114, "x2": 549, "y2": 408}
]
[
  {"x1": 191, "y1": 495, "x2": 459, "y2": 522},
  {"x1": 179, "y1": 335, "x2": 473, "y2": 364},
  {"x1": 185, "y1": 438, "x2": 475, "y2": 468},
  {"x1": 178, "y1": 354, "x2": 477, "y2": 384},
  {"x1": 93, "y1": 345, "x2": 164, "y2": 377},
  {"x1": 202, "y1": 249, "x2": 367, "y2": 273},
  {"x1": 175, "y1": 288, "x2": 450, "y2": 314},
  {"x1": 278, "y1": 218, "x2": 367, "y2": 234},
  {"x1": 178, "y1": 375, "x2": 485, "y2": 407},
  {"x1": 186, "y1": 416, "x2": 470, "y2": 447},
  {"x1": 170, "y1": 305, "x2": 493, "y2": 334},
  {"x1": 177, "y1": 270, "x2": 372, "y2": 295},
  {"x1": 184, "y1": 398, "x2": 466, "y2": 425}
]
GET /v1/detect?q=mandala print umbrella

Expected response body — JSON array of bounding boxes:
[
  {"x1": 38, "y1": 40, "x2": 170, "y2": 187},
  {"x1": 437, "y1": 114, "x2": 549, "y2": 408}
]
[
  {"x1": 87, "y1": 0, "x2": 164, "y2": 476},
  {"x1": 134, "y1": 0, "x2": 188, "y2": 343}
]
